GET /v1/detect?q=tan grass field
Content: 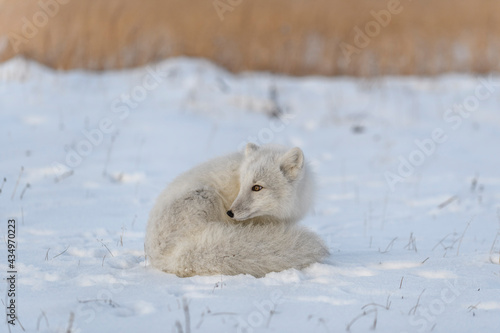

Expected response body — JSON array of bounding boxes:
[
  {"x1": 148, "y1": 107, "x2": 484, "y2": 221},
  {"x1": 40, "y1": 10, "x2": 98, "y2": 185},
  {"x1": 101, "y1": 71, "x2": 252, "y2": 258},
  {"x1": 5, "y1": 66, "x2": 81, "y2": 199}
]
[{"x1": 0, "y1": 0, "x2": 499, "y2": 76}]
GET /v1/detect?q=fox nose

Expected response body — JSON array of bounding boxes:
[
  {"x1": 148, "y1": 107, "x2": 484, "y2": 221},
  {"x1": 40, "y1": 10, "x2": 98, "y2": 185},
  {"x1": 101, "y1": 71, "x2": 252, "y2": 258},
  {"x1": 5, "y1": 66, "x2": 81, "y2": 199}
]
[{"x1": 227, "y1": 210, "x2": 234, "y2": 218}]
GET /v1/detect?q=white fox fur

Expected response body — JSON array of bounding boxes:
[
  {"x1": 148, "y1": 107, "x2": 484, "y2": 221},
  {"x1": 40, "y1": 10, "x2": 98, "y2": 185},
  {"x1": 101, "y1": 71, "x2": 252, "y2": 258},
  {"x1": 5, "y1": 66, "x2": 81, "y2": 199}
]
[{"x1": 145, "y1": 143, "x2": 328, "y2": 278}]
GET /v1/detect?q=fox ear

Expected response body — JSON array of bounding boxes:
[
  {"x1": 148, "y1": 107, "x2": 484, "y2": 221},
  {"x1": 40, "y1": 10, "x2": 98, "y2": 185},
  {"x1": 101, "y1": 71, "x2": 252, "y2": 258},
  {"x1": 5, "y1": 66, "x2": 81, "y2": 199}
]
[
  {"x1": 280, "y1": 147, "x2": 304, "y2": 180},
  {"x1": 245, "y1": 143, "x2": 259, "y2": 157}
]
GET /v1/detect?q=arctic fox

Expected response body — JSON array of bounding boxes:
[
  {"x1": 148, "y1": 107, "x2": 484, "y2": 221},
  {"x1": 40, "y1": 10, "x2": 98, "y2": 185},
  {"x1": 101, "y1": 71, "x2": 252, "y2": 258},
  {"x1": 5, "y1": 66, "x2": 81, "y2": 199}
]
[{"x1": 145, "y1": 143, "x2": 328, "y2": 277}]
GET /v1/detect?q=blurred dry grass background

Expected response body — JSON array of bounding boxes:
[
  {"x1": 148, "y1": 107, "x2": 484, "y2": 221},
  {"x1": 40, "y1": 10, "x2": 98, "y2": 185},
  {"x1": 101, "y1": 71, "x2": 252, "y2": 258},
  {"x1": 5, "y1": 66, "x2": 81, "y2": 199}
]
[{"x1": 0, "y1": 0, "x2": 499, "y2": 76}]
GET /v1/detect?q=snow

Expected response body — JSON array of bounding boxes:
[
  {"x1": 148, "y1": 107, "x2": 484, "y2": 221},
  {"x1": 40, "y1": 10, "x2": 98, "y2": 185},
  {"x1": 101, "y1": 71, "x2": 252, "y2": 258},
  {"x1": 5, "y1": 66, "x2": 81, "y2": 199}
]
[{"x1": 1, "y1": 57, "x2": 500, "y2": 333}]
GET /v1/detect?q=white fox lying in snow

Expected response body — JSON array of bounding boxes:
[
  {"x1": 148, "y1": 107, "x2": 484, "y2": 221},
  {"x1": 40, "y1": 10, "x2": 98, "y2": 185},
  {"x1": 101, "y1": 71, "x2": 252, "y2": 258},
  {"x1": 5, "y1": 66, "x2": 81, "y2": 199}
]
[{"x1": 145, "y1": 143, "x2": 328, "y2": 277}]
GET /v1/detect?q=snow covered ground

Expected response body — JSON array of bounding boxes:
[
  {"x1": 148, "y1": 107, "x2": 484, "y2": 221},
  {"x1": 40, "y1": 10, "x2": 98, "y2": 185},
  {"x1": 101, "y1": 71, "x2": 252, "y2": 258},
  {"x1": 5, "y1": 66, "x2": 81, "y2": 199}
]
[{"x1": 1, "y1": 57, "x2": 500, "y2": 333}]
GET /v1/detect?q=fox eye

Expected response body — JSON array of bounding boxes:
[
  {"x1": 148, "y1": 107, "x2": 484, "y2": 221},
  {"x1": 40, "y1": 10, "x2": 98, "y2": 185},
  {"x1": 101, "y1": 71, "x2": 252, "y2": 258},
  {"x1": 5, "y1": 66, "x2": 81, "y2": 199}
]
[{"x1": 251, "y1": 185, "x2": 263, "y2": 191}]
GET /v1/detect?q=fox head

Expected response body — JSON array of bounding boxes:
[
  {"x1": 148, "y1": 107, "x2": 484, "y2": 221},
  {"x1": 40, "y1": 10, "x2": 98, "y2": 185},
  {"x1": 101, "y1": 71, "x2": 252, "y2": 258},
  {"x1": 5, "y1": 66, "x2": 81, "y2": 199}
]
[{"x1": 227, "y1": 143, "x2": 313, "y2": 222}]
